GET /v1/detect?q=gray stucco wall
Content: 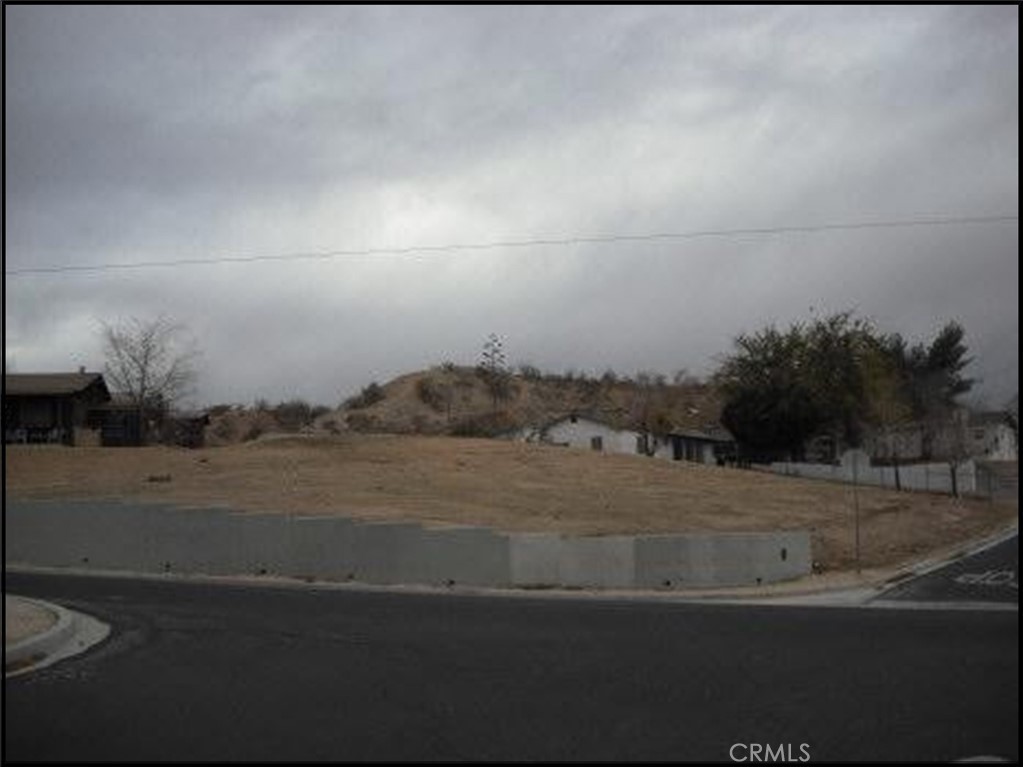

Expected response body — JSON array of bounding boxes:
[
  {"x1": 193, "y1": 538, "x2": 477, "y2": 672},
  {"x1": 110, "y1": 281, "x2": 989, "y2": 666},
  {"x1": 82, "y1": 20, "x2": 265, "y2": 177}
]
[{"x1": 5, "y1": 501, "x2": 811, "y2": 590}]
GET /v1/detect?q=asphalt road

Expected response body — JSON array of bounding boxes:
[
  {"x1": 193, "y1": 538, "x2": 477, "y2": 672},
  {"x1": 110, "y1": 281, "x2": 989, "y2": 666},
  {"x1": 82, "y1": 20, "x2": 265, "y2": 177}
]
[
  {"x1": 873, "y1": 534, "x2": 1018, "y2": 605},
  {"x1": 4, "y1": 571, "x2": 1018, "y2": 763}
]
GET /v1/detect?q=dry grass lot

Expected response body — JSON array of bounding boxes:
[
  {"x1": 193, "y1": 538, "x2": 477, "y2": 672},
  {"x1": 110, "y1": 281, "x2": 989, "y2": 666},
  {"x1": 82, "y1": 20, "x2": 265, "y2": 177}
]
[{"x1": 5, "y1": 435, "x2": 1016, "y2": 574}]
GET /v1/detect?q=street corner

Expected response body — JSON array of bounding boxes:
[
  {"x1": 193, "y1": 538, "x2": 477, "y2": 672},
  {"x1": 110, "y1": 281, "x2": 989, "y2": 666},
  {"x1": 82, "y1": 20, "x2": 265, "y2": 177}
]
[
  {"x1": 871, "y1": 532, "x2": 1019, "y2": 608},
  {"x1": 5, "y1": 594, "x2": 110, "y2": 678}
]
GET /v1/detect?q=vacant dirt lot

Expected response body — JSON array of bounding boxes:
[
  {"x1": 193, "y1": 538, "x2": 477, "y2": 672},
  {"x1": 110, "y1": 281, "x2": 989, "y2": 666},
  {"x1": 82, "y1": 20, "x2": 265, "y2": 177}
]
[{"x1": 5, "y1": 435, "x2": 1016, "y2": 574}]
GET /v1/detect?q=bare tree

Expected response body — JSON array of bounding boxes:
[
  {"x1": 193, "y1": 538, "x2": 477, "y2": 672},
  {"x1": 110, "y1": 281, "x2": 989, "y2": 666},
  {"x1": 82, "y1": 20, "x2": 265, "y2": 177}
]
[{"x1": 102, "y1": 316, "x2": 198, "y2": 443}]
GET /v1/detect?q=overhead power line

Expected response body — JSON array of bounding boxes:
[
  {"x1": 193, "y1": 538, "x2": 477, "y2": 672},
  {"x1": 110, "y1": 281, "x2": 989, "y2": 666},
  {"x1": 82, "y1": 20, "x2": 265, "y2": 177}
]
[{"x1": 5, "y1": 213, "x2": 1017, "y2": 277}]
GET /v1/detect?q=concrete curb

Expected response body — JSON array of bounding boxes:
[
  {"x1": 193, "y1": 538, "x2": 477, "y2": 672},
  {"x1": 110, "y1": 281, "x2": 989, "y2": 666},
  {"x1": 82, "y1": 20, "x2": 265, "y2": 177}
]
[
  {"x1": 6, "y1": 597, "x2": 75, "y2": 669},
  {"x1": 5, "y1": 597, "x2": 110, "y2": 678}
]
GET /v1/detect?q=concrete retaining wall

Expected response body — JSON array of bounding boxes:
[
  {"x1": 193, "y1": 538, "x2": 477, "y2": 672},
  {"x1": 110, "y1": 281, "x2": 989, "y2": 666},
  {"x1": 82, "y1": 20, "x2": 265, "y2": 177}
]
[
  {"x1": 633, "y1": 532, "x2": 809, "y2": 588},
  {"x1": 4, "y1": 501, "x2": 810, "y2": 590}
]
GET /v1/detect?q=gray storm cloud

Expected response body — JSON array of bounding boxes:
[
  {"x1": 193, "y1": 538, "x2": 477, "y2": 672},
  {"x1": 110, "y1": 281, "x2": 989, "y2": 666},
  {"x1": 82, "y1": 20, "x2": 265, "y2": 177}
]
[{"x1": 4, "y1": 5, "x2": 1018, "y2": 407}]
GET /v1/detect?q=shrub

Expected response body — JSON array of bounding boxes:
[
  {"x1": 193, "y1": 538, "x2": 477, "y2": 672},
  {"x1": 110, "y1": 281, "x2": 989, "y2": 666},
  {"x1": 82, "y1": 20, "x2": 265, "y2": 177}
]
[
  {"x1": 577, "y1": 378, "x2": 601, "y2": 400},
  {"x1": 450, "y1": 412, "x2": 516, "y2": 438},
  {"x1": 211, "y1": 419, "x2": 236, "y2": 442},
  {"x1": 274, "y1": 399, "x2": 313, "y2": 432},
  {"x1": 242, "y1": 422, "x2": 265, "y2": 442},
  {"x1": 518, "y1": 364, "x2": 543, "y2": 381},
  {"x1": 415, "y1": 377, "x2": 449, "y2": 412},
  {"x1": 344, "y1": 382, "x2": 386, "y2": 410},
  {"x1": 345, "y1": 412, "x2": 380, "y2": 432}
]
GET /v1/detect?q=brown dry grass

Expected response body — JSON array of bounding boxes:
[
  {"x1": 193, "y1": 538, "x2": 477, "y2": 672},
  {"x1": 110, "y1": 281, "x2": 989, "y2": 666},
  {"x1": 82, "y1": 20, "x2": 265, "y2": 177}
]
[{"x1": 4, "y1": 435, "x2": 1016, "y2": 574}]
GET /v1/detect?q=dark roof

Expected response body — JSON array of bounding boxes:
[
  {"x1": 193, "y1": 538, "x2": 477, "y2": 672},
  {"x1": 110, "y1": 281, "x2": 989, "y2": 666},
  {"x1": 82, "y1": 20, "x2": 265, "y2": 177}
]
[
  {"x1": 97, "y1": 392, "x2": 138, "y2": 409},
  {"x1": 542, "y1": 411, "x2": 635, "y2": 432},
  {"x1": 969, "y1": 411, "x2": 1012, "y2": 428},
  {"x1": 670, "y1": 425, "x2": 735, "y2": 443},
  {"x1": 4, "y1": 372, "x2": 110, "y2": 398}
]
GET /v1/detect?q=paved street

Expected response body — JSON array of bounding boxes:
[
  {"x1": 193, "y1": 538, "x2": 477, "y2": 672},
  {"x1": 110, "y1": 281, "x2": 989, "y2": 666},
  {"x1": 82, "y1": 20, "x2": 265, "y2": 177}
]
[
  {"x1": 874, "y1": 534, "x2": 1018, "y2": 605},
  {"x1": 4, "y1": 570, "x2": 1017, "y2": 762}
]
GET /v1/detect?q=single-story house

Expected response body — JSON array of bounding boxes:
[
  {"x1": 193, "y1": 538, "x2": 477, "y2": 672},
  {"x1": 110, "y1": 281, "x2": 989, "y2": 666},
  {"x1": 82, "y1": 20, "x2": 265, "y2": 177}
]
[
  {"x1": 963, "y1": 411, "x2": 1017, "y2": 461},
  {"x1": 88, "y1": 394, "x2": 145, "y2": 447},
  {"x1": 518, "y1": 413, "x2": 646, "y2": 455},
  {"x1": 512, "y1": 412, "x2": 736, "y2": 465},
  {"x1": 667, "y1": 427, "x2": 737, "y2": 465},
  {"x1": 89, "y1": 396, "x2": 210, "y2": 448},
  {"x1": 4, "y1": 371, "x2": 111, "y2": 446},
  {"x1": 866, "y1": 409, "x2": 1018, "y2": 464}
]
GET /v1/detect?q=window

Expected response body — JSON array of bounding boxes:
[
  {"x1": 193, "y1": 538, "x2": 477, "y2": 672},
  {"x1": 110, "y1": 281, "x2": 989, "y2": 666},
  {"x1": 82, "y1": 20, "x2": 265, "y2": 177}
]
[{"x1": 21, "y1": 398, "x2": 56, "y2": 428}]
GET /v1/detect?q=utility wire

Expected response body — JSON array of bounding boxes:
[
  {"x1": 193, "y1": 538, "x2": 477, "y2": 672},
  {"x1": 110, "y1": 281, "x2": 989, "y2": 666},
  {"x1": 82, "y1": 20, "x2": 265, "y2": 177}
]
[{"x1": 5, "y1": 213, "x2": 1017, "y2": 277}]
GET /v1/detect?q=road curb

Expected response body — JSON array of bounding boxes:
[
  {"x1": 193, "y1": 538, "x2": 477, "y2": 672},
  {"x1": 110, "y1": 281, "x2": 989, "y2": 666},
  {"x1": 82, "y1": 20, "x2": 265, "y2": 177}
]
[
  {"x1": 6, "y1": 597, "x2": 76, "y2": 670},
  {"x1": 5, "y1": 597, "x2": 110, "y2": 678}
]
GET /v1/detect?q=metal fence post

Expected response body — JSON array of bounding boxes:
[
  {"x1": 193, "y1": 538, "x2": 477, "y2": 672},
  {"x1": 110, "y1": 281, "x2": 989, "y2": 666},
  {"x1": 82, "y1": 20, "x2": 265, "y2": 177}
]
[{"x1": 852, "y1": 452, "x2": 861, "y2": 575}]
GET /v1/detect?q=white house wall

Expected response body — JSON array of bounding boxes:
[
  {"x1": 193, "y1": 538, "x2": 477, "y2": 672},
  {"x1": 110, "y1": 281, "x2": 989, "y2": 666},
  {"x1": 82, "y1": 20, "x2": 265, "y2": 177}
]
[
  {"x1": 967, "y1": 423, "x2": 1017, "y2": 461},
  {"x1": 543, "y1": 418, "x2": 643, "y2": 456},
  {"x1": 868, "y1": 421, "x2": 1017, "y2": 463}
]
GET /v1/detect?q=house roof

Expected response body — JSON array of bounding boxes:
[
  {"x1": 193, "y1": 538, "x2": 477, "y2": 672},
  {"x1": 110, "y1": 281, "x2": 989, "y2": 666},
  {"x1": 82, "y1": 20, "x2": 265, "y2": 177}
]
[
  {"x1": 670, "y1": 426, "x2": 735, "y2": 443},
  {"x1": 4, "y1": 372, "x2": 110, "y2": 399},
  {"x1": 541, "y1": 411, "x2": 636, "y2": 433},
  {"x1": 969, "y1": 411, "x2": 1012, "y2": 428}
]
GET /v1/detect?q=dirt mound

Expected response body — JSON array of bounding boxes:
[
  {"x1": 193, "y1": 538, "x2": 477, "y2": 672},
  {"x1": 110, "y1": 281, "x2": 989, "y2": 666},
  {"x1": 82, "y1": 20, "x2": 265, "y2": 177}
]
[{"x1": 331, "y1": 366, "x2": 724, "y2": 438}]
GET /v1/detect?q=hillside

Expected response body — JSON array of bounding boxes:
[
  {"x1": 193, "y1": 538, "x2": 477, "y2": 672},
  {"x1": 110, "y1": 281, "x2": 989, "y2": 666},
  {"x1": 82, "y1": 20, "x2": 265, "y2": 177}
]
[
  {"x1": 316, "y1": 366, "x2": 725, "y2": 439},
  {"x1": 6, "y1": 436, "x2": 1016, "y2": 575}
]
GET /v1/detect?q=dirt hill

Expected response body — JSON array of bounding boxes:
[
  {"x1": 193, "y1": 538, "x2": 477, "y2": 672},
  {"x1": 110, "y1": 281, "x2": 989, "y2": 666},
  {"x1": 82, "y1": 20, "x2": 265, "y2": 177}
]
[{"x1": 315, "y1": 366, "x2": 725, "y2": 439}]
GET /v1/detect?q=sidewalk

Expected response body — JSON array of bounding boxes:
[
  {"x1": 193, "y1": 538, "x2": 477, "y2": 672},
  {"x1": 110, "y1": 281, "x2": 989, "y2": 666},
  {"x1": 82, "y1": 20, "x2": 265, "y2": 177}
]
[{"x1": 6, "y1": 595, "x2": 59, "y2": 646}]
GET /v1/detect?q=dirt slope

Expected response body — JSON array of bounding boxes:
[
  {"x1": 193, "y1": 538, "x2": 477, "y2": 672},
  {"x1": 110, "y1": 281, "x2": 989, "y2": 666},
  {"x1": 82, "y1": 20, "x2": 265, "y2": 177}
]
[
  {"x1": 5, "y1": 437, "x2": 1015, "y2": 574},
  {"x1": 318, "y1": 366, "x2": 725, "y2": 437}
]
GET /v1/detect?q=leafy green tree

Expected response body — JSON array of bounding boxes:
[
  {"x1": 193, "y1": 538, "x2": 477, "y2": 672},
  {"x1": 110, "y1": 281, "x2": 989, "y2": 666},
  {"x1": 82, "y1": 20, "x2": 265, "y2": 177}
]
[
  {"x1": 801, "y1": 311, "x2": 877, "y2": 456},
  {"x1": 716, "y1": 313, "x2": 974, "y2": 465},
  {"x1": 884, "y1": 321, "x2": 974, "y2": 460},
  {"x1": 861, "y1": 337, "x2": 914, "y2": 489},
  {"x1": 717, "y1": 324, "x2": 824, "y2": 461}
]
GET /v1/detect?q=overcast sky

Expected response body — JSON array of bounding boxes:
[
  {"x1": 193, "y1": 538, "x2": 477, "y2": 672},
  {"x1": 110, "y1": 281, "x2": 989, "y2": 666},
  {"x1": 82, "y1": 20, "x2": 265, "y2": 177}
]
[{"x1": 4, "y1": 5, "x2": 1018, "y2": 408}]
